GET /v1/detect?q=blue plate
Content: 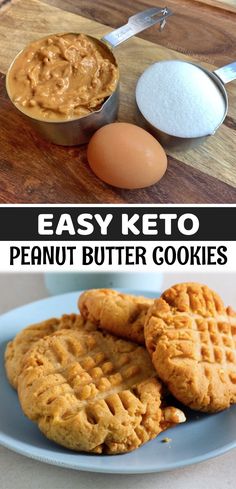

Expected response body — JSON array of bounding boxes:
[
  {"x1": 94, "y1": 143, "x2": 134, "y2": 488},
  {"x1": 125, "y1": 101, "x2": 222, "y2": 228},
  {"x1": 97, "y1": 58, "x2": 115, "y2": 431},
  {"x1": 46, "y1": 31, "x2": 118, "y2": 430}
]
[{"x1": 0, "y1": 290, "x2": 235, "y2": 474}]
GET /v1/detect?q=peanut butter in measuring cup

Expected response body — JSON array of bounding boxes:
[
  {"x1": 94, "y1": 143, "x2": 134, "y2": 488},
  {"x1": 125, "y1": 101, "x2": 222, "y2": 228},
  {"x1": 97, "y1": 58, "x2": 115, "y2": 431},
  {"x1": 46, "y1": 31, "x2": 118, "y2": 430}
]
[
  {"x1": 7, "y1": 33, "x2": 119, "y2": 122},
  {"x1": 5, "y1": 8, "x2": 172, "y2": 145}
]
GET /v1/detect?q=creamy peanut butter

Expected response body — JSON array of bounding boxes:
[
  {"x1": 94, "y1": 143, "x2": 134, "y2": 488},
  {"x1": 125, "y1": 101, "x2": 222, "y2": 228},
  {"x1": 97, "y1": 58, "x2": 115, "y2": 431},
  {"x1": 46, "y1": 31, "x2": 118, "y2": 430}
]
[{"x1": 7, "y1": 33, "x2": 119, "y2": 121}]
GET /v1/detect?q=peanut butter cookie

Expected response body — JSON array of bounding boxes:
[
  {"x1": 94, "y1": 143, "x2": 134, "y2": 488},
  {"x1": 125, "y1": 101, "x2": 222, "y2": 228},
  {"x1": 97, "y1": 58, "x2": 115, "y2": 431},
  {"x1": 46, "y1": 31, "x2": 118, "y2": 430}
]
[
  {"x1": 78, "y1": 289, "x2": 154, "y2": 344},
  {"x1": 18, "y1": 328, "x2": 185, "y2": 454},
  {"x1": 145, "y1": 283, "x2": 236, "y2": 412},
  {"x1": 5, "y1": 314, "x2": 94, "y2": 389}
]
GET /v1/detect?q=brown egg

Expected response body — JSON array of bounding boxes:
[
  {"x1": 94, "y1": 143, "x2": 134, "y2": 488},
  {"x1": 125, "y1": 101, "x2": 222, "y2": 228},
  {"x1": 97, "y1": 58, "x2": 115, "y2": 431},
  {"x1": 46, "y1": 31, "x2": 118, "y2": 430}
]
[{"x1": 87, "y1": 122, "x2": 167, "y2": 189}]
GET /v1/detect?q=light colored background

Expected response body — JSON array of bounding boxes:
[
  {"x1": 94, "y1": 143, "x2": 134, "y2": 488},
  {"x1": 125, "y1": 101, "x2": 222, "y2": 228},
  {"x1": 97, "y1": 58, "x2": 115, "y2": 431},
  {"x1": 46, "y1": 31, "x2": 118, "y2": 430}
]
[
  {"x1": 0, "y1": 272, "x2": 235, "y2": 488},
  {"x1": 0, "y1": 272, "x2": 236, "y2": 312}
]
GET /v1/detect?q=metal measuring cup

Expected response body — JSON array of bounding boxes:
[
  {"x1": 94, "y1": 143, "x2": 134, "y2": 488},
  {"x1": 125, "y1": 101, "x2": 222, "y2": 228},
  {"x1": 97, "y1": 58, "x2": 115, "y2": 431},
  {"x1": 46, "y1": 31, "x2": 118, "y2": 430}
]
[
  {"x1": 6, "y1": 7, "x2": 172, "y2": 146},
  {"x1": 135, "y1": 60, "x2": 236, "y2": 151}
]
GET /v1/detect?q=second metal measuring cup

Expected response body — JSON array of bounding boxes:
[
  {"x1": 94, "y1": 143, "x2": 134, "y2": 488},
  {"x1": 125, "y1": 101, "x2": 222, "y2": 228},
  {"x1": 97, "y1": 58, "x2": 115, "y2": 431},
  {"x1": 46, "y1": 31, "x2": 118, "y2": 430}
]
[
  {"x1": 136, "y1": 60, "x2": 236, "y2": 151},
  {"x1": 6, "y1": 7, "x2": 172, "y2": 146}
]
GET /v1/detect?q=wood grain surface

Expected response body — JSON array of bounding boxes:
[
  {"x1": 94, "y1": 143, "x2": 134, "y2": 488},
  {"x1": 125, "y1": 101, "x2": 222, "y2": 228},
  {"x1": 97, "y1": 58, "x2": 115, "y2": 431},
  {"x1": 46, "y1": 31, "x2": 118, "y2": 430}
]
[
  {"x1": 195, "y1": 0, "x2": 236, "y2": 14},
  {"x1": 0, "y1": 0, "x2": 236, "y2": 203}
]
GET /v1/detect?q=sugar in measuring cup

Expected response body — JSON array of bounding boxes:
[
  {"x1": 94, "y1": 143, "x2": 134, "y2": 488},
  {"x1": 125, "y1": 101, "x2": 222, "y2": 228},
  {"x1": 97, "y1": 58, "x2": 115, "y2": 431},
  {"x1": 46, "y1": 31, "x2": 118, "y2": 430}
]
[{"x1": 136, "y1": 60, "x2": 236, "y2": 151}]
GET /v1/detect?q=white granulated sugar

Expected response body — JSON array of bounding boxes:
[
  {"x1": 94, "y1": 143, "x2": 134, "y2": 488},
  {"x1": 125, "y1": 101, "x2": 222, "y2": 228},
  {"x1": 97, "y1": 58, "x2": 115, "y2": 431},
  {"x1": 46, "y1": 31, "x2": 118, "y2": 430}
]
[{"x1": 136, "y1": 60, "x2": 226, "y2": 138}]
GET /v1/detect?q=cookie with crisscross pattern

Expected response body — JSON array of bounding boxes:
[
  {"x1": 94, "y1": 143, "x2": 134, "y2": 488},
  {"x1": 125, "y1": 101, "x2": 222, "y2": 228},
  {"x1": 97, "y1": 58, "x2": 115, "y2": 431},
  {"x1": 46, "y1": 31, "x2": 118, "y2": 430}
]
[
  {"x1": 145, "y1": 283, "x2": 236, "y2": 412},
  {"x1": 5, "y1": 314, "x2": 94, "y2": 389},
  {"x1": 18, "y1": 328, "x2": 185, "y2": 454}
]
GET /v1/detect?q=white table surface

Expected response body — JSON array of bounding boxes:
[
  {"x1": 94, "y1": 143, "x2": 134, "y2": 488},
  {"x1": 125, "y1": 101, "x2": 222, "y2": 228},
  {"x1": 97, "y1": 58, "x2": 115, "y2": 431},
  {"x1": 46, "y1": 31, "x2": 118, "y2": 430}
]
[{"x1": 0, "y1": 272, "x2": 235, "y2": 489}]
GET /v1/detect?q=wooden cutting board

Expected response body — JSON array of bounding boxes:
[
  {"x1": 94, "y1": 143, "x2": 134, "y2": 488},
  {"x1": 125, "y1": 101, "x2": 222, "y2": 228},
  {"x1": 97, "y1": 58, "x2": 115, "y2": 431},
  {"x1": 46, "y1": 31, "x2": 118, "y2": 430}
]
[{"x1": 0, "y1": 0, "x2": 235, "y2": 203}]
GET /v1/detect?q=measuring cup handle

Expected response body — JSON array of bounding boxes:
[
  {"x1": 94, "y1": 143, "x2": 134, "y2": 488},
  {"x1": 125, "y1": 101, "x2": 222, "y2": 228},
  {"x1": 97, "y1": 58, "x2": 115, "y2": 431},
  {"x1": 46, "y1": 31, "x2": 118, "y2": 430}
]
[
  {"x1": 214, "y1": 61, "x2": 236, "y2": 85},
  {"x1": 101, "y1": 7, "x2": 172, "y2": 49}
]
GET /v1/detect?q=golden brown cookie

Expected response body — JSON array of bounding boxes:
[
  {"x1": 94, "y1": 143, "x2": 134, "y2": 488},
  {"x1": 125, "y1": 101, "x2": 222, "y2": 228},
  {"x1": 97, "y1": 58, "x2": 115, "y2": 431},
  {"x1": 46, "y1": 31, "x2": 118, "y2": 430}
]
[
  {"x1": 18, "y1": 328, "x2": 185, "y2": 454},
  {"x1": 78, "y1": 289, "x2": 154, "y2": 345},
  {"x1": 5, "y1": 314, "x2": 94, "y2": 389},
  {"x1": 145, "y1": 283, "x2": 236, "y2": 412}
]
